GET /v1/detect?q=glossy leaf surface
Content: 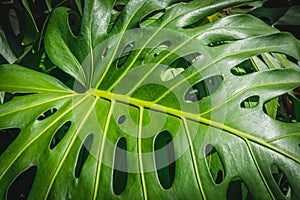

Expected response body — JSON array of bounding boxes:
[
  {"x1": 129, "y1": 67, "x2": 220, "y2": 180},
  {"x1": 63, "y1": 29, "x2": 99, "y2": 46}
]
[{"x1": 1, "y1": 0, "x2": 300, "y2": 199}]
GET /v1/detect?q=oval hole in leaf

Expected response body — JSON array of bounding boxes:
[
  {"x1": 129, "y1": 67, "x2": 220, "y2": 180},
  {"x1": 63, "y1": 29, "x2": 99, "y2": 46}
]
[
  {"x1": 184, "y1": 75, "x2": 223, "y2": 102},
  {"x1": 101, "y1": 47, "x2": 108, "y2": 59},
  {"x1": 113, "y1": 137, "x2": 128, "y2": 195},
  {"x1": 156, "y1": 41, "x2": 171, "y2": 52},
  {"x1": 13, "y1": 92, "x2": 36, "y2": 97},
  {"x1": 7, "y1": 166, "x2": 37, "y2": 200},
  {"x1": 50, "y1": 121, "x2": 71, "y2": 149},
  {"x1": 117, "y1": 115, "x2": 126, "y2": 125},
  {"x1": 161, "y1": 68, "x2": 185, "y2": 82},
  {"x1": 285, "y1": 55, "x2": 299, "y2": 66},
  {"x1": 37, "y1": 108, "x2": 57, "y2": 121},
  {"x1": 270, "y1": 164, "x2": 292, "y2": 198},
  {"x1": 75, "y1": 134, "x2": 94, "y2": 178},
  {"x1": 116, "y1": 41, "x2": 135, "y2": 69},
  {"x1": 204, "y1": 144, "x2": 225, "y2": 184},
  {"x1": 1, "y1": 92, "x2": 13, "y2": 104},
  {"x1": 161, "y1": 52, "x2": 201, "y2": 82},
  {"x1": 240, "y1": 95, "x2": 259, "y2": 108},
  {"x1": 154, "y1": 130, "x2": 175, "y2": 189},
  {"x1": 0, "y1": 128, "x2": 20, "y2": 156},
  {"x1": 144, "y1": 41, "x2": 171, "y2": 63},
  {"x1": 207, "y1": 41, "x2": 228, "y2": 47},
  {"x1": 263, "y1": 93, "x2": 299, "y2": 123},
  {"x1": 226, "y1": 178, "x2": 251, "y2": 200},
  {"x1": 67, "y1": 10, "x2": 81, "y2": 37},
  {"x1": 230, "y1": 59, "x2": 256, "y2": 76}
]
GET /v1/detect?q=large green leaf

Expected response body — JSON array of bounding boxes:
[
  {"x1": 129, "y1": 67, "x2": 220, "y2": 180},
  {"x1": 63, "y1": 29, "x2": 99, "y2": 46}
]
[{"x1": 1, "y1": 0, "x2": 300, "y2": 199}]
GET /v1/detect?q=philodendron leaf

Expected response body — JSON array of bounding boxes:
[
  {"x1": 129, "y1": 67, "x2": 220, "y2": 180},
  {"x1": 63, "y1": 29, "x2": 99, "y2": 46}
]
[{"x1": 1, "y1": 0, "x2": 300, "y2": 199}]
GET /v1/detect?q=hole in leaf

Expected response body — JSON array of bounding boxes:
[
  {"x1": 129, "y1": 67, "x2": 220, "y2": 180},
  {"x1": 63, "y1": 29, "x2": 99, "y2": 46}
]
[
  {"x1": 75, "y1": 134, "x2": 94, "y2": 178},
  {"x1": 161, "y1": 52, "x2": 201, "y2": 81},
  {"x1": 161, "y1": 68, "x2": 185, "y2": 82},
  {"x1": 116, "y1": 41, "x2": 135, "y2": 69},
  {"x1": 226, "y1": 178, "x2": 251, "y2": 200},
  {"x1": 184, "y1": 75, "x2": 223, "y2": 102},
  {"x1": 230, "y1": 60, "x2": 257, "y2": 76},
  {"x1": 270, "y1": 164, "x2": 292, "y2": 198},
  {"x1": 1, "y1": 92, "x2": 13, "y2": 104},
  {"x1": 50, "y1": 121, "x2": 71, "y2": 149},
  {"x1": 37, "y1": 108, "x2": 57, "y2": 121},
  {"x1": 144, "y1": 41, "x2": 171, "y2": 63},
  {"x1": 263, "y1": 93, "x2": 299, "y2": 123},
  {"x1": 7, "y1": 166, "x2": 37, "y2": 200},
  {"x1": 207, "y1": 41, "x2": 228, "y2": 47},
  {"x1": 117, "y1": 115, "x2": 126, "y2": 125},
  {"x1": 216, "y1": 170, "x2": 223, "y2": 184},
  {"x1": 113, "y1": 137, "x2": 128, "y2": 195},
  {"x1": 286, "y1": 55, "x2": 298, "y2": 66},
  {"x1": 12, "y1": 92, "x2": 36, "y2": 97},
  {"x1": 155, "y1": 41, "x2": 171, "y2": 53},
  {"x1": 101, "y1": 47, "x2": 108, "y2": 59},
  {"x1": 68, "y1": 10, "x2": 81, "y2": 37},
  {"x1": 205, "y1": 144, "x2": 225, "y2": 184},
  {"x1": 0, "y1": 128, "x2": 20, "y2": 156},
  {"x1": 154, "y1": 131, "x2": 175, "y2": 189},
  {"x1": 240, "y1": 96, "x2": 259, "y2": 108}
]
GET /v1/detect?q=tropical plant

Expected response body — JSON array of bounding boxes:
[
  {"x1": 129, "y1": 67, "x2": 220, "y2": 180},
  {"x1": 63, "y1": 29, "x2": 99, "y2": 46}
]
[{"x1": 0, "y1": 0, "x2": 300, "y2": 199}]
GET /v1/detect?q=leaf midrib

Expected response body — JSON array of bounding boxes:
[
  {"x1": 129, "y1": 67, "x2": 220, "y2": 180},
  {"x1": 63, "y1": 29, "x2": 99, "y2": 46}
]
[{"x1": 92, "y1": 89, "x2": 300, "y2": 164}]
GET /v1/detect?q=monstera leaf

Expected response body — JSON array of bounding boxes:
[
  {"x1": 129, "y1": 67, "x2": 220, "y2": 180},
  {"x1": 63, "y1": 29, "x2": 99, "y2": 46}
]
[{"x1": 1, "y1": 0, "x2": 300, "y2": 199}]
